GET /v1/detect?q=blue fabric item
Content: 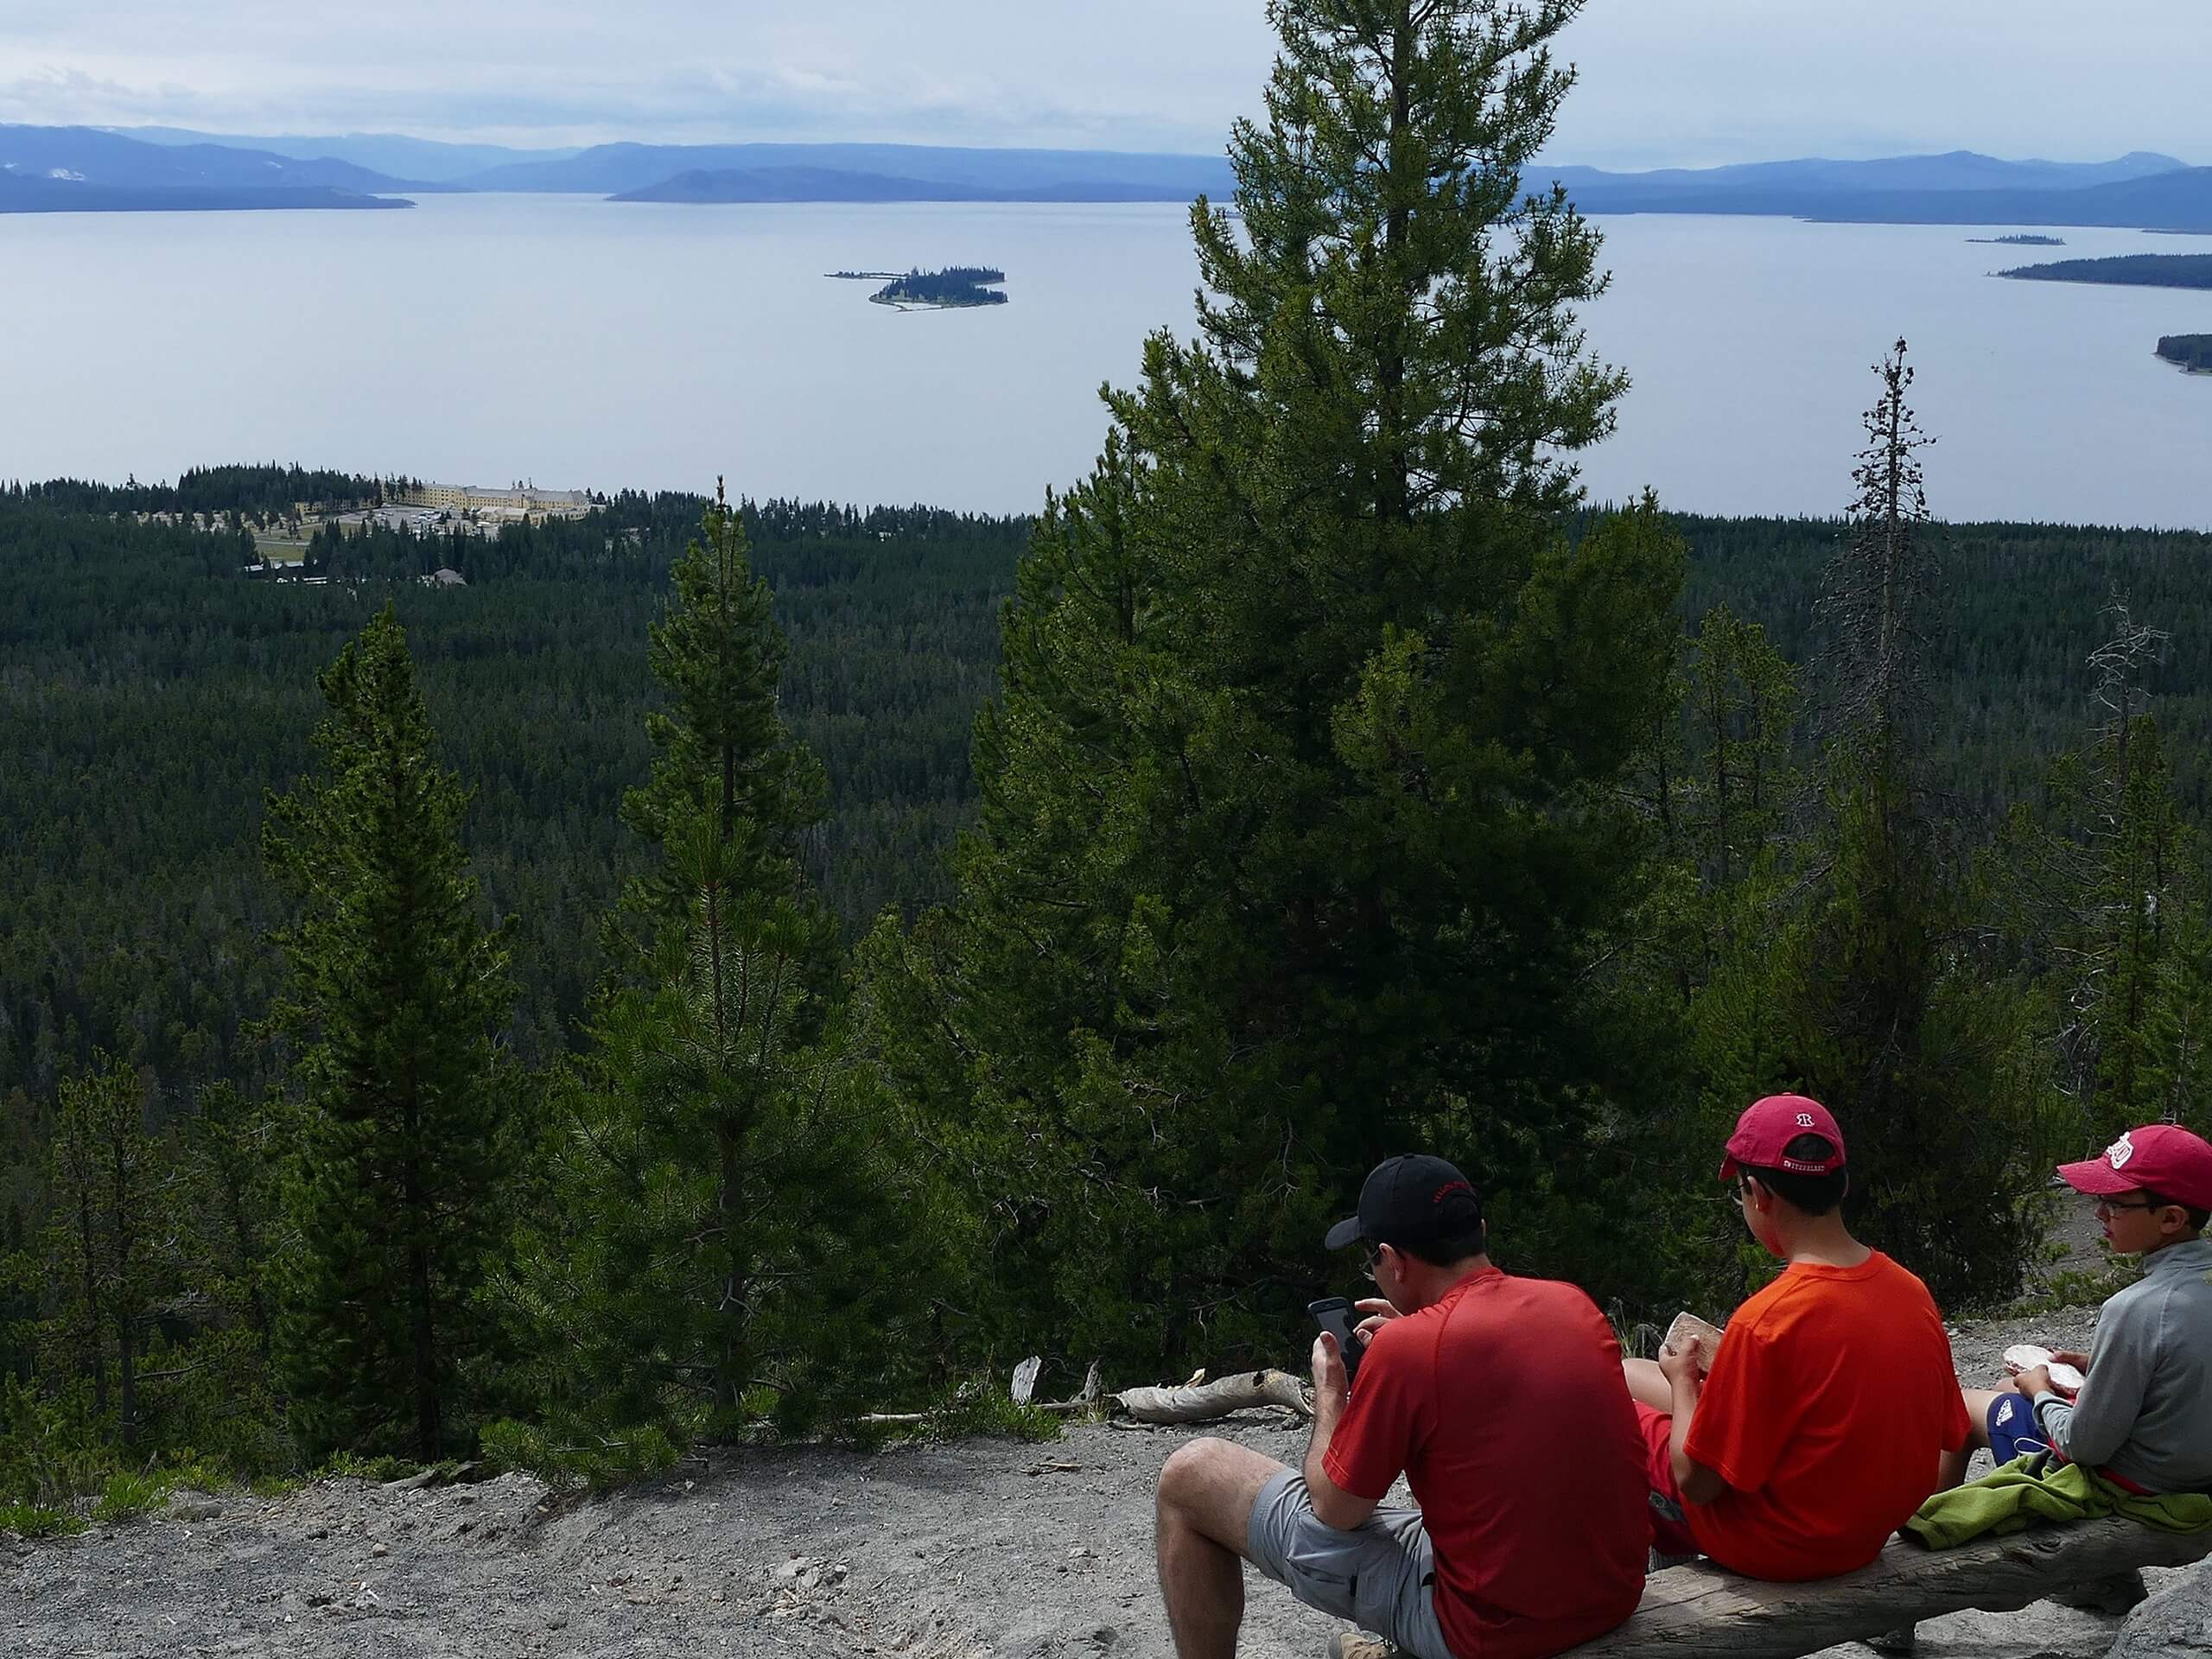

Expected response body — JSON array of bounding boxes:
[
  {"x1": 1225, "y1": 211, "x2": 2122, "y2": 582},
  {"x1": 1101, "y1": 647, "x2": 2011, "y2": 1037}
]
[{"x1": 1987, "y1": 1392, "x2": 2049, "y2": 1465}]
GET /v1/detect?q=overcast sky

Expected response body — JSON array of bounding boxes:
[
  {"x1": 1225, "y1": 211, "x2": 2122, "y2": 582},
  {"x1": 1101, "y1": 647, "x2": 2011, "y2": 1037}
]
[{"x1": 4, "y1": 1, "x2": 2205, "y2": 168}]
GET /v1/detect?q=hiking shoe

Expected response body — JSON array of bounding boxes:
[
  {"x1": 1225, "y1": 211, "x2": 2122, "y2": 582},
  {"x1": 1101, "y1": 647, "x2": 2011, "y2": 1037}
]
[{"x1": 1326, "y1": 1631, "x2": 1398, "y2": 1659}]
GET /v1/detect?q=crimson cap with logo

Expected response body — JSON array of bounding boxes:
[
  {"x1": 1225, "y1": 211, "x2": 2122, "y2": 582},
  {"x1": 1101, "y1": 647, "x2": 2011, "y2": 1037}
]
[
  {"x1": 1324, "y1": 1154, "x2": 1484, "y2": 1251},
  {"x1": 2056, "y1": 1125, "x2": 2212, "y2": 1212},
  {"x1": 1718, "y1": 1095, "x2": 1847, "y2": 1183}
]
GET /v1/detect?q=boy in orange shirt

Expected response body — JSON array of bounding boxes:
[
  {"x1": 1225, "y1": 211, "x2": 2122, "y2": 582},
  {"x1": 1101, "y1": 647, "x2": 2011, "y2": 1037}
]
[{"x1": 1624, "y1": 1096, "x2": 1970, "y2": 1580}]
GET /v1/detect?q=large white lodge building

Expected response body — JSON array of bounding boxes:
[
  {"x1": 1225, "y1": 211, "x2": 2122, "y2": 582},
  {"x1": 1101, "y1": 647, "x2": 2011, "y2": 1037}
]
[{"x1": 395, "y1": 482, "x2": 593, "y2": 517}]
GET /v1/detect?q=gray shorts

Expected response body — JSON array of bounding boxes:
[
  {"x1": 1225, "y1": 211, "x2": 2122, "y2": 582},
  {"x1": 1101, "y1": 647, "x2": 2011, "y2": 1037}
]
[{"x1": 1246, "y1": 1468, "x2": 1453, "y2": 1659}]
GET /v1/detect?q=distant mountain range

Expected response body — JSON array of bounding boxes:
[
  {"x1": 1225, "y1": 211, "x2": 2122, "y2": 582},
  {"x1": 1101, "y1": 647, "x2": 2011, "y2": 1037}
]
[
  {"x1": 5, "y1": 126, "x2": 2209, "y2": 228},
  {"x1": 613, "y1": 164, "x2": 1232, "y2": 205},
  {"x1": 1543, "y1": 149, "x2": 2187, "y2": 196},
  {"x1": 2, "y1": 126, "x2": 1237, "y2": 211},
  {"x1": 1796, "y1": 169, "x2": 2212, "y2": 232},
  {"x1": 99, "y1": 126, "x2": 584, "y2": 183},
  {"x1": 0, "y1": 173, "x2": 411, "y2": 214},
  {"x1": 0, "y1": 125, "x2": 438, "y2": 197},
  {"x1": 469, "y1": 141, "x2": 1240, "y2": 199},
  {"x1": 1550, "y1": 151, "x2": 2212, "y2": 232}
]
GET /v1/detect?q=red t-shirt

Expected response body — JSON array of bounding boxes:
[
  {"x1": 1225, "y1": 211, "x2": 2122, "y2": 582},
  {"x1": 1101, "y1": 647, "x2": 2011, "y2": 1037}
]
[
  {"x1": 1322, "y1": 1268, "x2": 1648, "y2": 1659},
  {"x1": 1683, "y1": 1251, "x2": 1970, "y2": 1580}
]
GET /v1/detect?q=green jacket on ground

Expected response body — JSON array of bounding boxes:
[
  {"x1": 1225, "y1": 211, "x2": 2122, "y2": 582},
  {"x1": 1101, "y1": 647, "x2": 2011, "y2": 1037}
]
[{"x1": 1904, "y1": 1453, "x2": 2212, "y2": 1549}]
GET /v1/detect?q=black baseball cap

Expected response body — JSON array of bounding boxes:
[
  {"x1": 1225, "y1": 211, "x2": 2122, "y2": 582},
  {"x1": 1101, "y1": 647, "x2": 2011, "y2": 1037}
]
[{"x1": 1325, "y1": 1154, "x2": 1484, "y2": 1251}]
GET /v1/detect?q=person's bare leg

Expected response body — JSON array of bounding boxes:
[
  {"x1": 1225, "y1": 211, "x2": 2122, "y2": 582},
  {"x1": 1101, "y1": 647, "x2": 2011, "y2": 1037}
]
[
  {"x1": 1155, "y1": 1438, "x2": 1287, "y2": 1659},
  {"x1": 1623, "y1": 1357, "x2": 1674, "y2": 1413}
]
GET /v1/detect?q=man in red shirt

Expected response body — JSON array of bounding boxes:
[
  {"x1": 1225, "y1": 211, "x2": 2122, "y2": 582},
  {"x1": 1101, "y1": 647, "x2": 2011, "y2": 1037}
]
[
  {"x1": 1624, "y1": 1096, "x2": 1970, "y2": 1580},
  {"x1": 1154, "y1": 1155, "x2": 1649, "y2": 1659}
]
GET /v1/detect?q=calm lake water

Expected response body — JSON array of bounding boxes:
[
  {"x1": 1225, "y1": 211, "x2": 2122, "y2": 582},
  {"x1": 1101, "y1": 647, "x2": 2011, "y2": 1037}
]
[{"x1": 3, "y1": 193, "x2": 2208, "y2": 525}]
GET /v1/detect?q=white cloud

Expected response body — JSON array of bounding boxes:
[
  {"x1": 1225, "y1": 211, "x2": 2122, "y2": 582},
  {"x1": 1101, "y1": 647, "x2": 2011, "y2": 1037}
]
[
  {"x1": 0, "y1": 2, "x2": 2204, "y2": 164},
  {"x1": 0, "y1": 63, "x2": 200, "y2": 125},
  {"x1": 770, "y1": 67, "x2": 867, "y2": 99}
]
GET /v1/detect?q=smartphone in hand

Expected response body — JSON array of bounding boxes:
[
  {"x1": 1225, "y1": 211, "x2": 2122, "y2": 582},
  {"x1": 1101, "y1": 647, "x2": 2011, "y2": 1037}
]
[{"x1": 1308, "y1": 1296, "x2": 1369, "y2": 1383}]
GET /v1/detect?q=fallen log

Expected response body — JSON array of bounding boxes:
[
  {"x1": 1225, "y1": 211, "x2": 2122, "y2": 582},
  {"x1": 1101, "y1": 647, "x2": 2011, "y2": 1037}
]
[
  {"x1": 1115, "y1": 1370, "x2": 1312, "y2": 1425},
  {"x1": 1566, "y1": 1516, "x2": 2212, "y2": 1657},
  {"x1": 378, "y1": 1461, "x2": 480, "y2": 1492},
  {"x1": 857, "y1": 1360, "x2": 1309, "y2": 1430}
]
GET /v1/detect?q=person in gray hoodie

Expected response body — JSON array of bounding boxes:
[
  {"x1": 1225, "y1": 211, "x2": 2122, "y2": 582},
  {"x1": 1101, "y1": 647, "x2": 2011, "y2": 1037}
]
[{"x1": 1950, "y1": 1123, "x2": 2212, "y2": 1497}]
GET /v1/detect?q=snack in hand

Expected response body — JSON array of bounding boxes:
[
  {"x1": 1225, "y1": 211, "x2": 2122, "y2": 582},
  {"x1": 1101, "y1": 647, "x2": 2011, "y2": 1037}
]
[
  {"x1": 2002, "y1": 1344, "x2": 2086, "y2": 1394},
  {"x1": 1663, "y1": 1311, "x2": 1726, "y2": 1363}
]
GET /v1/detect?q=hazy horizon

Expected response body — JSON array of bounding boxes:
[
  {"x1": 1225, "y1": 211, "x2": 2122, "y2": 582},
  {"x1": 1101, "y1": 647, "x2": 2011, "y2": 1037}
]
[
  {"x1": 5, "y1": 1, "x2": 2210, "y2": 170},
  {"x1": 47, "y1": 122, "x2": 2204, "y2": 176}
]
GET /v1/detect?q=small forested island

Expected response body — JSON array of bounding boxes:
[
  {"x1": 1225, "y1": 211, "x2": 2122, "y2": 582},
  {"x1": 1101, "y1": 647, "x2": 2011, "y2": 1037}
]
[
  {"x1": 1968, "y1": 233, "x2": 2065, "y2": 245},
  {"x1": 866, "y1": 266, "x2": 1008, "y2": 310},
  {"x1": 1998, "y1": 252, "x2": 2212, "y2": 289},
  {"x1": 2156, "y1": 334, "x2": 2212, "y2": 372}
]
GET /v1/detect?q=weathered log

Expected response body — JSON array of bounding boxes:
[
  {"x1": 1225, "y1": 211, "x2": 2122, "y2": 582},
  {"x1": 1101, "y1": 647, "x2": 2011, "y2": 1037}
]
[
  {"x1": 378, "y1": 1460, "x2": 480, "y2": 1492},
  {"x1": 1115, "y1": 1369, "x2": 1313, "y2": 1425},
  {"x1": 857, "y1": 1361, "x2": 1306, "y2": 1430},
  {"x1": 1566, "y1": 1517, "x2": 2212, "y2": 1657}
]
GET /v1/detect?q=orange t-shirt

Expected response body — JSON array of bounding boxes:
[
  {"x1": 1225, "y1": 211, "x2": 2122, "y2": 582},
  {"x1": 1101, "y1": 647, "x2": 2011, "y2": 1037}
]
[{"x1": 1683, "y1": 1251, "x2": 1969, "y2": 1580}]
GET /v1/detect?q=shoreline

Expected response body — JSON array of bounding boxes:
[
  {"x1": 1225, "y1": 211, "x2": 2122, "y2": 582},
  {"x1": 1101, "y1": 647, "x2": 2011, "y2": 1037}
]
[{"x1": 866, "y1": 292, "x2": 1006, "y2": 312}]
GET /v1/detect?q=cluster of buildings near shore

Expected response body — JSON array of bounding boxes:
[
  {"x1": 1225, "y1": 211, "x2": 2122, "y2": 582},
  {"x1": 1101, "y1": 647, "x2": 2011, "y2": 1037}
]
[
  {"x1": 139, "y1": 480, "x2": 600, "y2": 582},
  {"x1": 391, "y1": 481, "x2": 594, "y2": 522},
  {"x1": 138, "y1": 480, "x2": 596, "y2": 543}
]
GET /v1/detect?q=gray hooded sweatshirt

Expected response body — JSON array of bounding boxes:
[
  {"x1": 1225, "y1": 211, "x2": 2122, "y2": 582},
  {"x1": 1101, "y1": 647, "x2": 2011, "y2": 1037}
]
[{"x1": 2033, "y1": 1236, "x2": 2212, "y2": 1494}]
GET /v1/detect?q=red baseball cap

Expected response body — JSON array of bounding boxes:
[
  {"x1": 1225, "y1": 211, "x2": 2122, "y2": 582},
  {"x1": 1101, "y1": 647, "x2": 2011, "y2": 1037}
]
[
  {"x1": 1719, "y1": 1095, "x2": 1847, "y2": 1182},
  {"x1": 2056, "y1": 1125, "x2": 2212, "y2": 1212}
]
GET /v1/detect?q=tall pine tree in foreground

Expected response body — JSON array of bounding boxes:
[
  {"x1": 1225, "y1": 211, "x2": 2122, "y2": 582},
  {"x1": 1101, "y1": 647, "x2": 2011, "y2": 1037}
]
[
  {"x1": 617, "y1": 482, "x2": 826, "y2": 941},
  {"x1": 873, "y1": 0, "x2": 1688, "y2": 1365},
  {"x1": 499, "y1": 486, "x2": 950, "y2": 1471},
  {"x1": 265, "y1": 603, "x2": 517, "y2": 1460}
]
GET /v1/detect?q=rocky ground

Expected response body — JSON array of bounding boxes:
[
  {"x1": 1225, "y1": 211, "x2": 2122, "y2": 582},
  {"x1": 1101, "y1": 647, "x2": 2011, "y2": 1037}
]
[{"x1": 8, "y1": 1211, "x2": 2190, "y2": 1659}]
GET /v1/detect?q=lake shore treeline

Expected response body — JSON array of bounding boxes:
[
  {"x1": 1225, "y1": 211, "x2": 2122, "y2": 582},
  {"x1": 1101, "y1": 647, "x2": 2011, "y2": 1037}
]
[{"x1": 1999, "y1": 251, "x2": 2212, "y2": 289}]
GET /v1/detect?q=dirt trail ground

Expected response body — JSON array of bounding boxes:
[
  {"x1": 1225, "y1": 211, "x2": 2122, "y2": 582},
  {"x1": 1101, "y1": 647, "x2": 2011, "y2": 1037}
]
[{"x1": 9, "y1": 1217, "x2": 2185, "y2": 1659}]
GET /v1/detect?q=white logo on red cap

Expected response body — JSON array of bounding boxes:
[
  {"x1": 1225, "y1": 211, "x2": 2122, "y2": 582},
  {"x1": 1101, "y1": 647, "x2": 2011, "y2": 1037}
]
[
  {"x1": 1796, "y1": 1113, "x2": 1815, "y2": 1128},
  {"x1": 2107, "y1": 1132, "x2": 2135, "y2": 1170}
]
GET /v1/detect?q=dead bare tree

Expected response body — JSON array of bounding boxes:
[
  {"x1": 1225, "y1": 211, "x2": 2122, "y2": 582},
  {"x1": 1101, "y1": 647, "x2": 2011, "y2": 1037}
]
[
  {"x1": 2085, "y1": 592, "x2": 2170, "y2": 830},
  {"x1": 1816, "y1": 338, "x2": 1938, "y2": 769}
]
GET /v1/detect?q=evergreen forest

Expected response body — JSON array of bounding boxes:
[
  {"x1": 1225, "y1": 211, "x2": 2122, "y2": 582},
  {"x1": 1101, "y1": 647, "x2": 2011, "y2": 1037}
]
[
  {"x1": 2156, "y1": 334, "x2": 2212, "y2": 372},
  {"x1": 1998, "y1": 252, "x2": 2212, "y2": 289},
  {"x1": 872, "y1": 267, "x2": 1009, "y2": 307},
  {"x1": 9, "y1": 0, "x2": 2212, "y2": 1513}
]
